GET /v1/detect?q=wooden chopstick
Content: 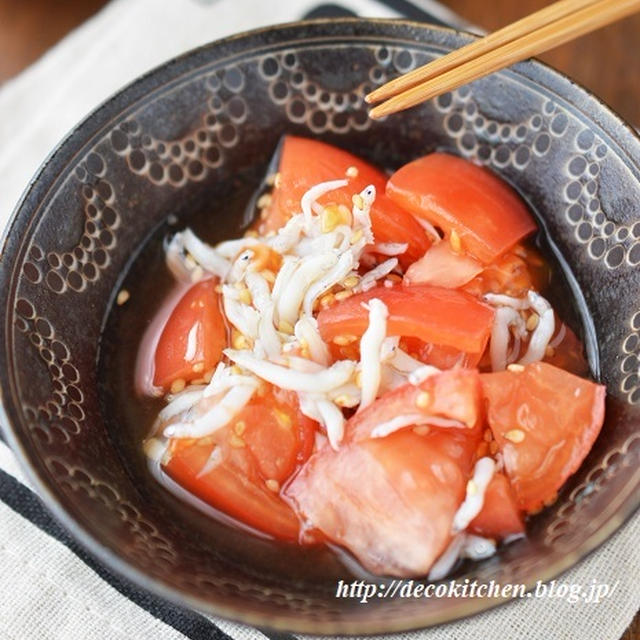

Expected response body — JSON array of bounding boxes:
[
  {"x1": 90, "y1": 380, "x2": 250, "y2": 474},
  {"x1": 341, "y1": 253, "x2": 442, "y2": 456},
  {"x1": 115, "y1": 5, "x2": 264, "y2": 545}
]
[
  {"x1": 366, "y1": 0, "x2": 600, "y2": 104},
  {"x1": 368, "y1": 0, "x2": 640, "y2": 119}
]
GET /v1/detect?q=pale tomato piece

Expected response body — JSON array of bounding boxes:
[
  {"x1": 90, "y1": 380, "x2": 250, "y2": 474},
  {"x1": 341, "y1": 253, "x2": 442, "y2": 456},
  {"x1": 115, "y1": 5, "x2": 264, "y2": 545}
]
[
  {"x1": 481, "y1": 362, "x2": 605, "y2": 513},
  {"x1": 469, "y1": 472, "x2": 525, "y2": 539},
  {"x1": 346, "y1": 368, "x2": 484, "y2": 443},
  {"x1": 286, "y1": 429, "x2": 477, "y2": 576}
]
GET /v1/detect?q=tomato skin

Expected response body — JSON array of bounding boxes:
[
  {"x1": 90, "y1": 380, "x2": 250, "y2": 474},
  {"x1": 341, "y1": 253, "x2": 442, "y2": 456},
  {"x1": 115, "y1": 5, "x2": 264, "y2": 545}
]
[
  {"x1": 260, "y1": 136, "x2": 432, "y2": 267},
  {"x1": 346, "y1": 368, "x2": 484, "y2": 443},
  {"x1": 481, "y1": 362, "x2": 606, "y2": 513},
  {"x1": 469, "y1": 472, "x2": 525, "y2": 539},
  {"x1": 163, "y1": 384, "x2": 317, "y2": 541},
  {"x1": 317, "y1": 284, "x2": 494, "y2": 355},
  {"x1": 386, "y1": 153, "x2": 536, "y2": 264},
  {"x1": 285, "y1": 429, "x2": 474, "y2": 576},
  {"x1": 153, "y1": 279, "x2": 226, "y2": 390}
]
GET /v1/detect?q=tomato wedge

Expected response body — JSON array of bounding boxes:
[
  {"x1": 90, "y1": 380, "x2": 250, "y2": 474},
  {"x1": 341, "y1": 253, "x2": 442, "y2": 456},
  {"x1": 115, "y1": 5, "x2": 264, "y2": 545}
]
[
  {"x1": 163, "y1": 385, "x2": 317, "y2": 540},
  {"x1": 346, "y1": 368, "x2": 484, "y2": 443},
  {"x1": 386, "y1": 153, "x2": 536, "y2": 264},
  {"x1": 317, "y1": 284, "x2": 494, "y2": 355},
  {"x1": 260, "y1": 136, "x2": 431, "y2": 267},
  {"x1": 286, "y1": 429, "x2": 477, "y2": 576},
  {"x1": 153, "y1": 279, "x2": 226, "y2": 390},
  {"x1": 469, "y1": 472, "x2": 525, "y2": 539},
  {"x1": 481, "y1": 362, "x2": 605, "y2": 513}
]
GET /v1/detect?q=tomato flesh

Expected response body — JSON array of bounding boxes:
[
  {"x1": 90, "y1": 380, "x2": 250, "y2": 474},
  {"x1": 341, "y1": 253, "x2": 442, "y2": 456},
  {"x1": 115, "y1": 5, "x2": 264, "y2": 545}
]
[
  {"x1": 481, "y1": 362, "x2": 605, "y2": 513},
  {"x1": 163, "y1": 385, "x2": 317, "y2": 540},
  {"x1": 260, "y1": 136, "x2": 431, "y2": 267},
  {"x1": 317, "y1": 284, "x2": 494, "y2": 355},
  {"x1": 286, "y1": 429, "x2": 476, "y2": 576},
  {"x1": 153, "y1": 279, "x2": 226, "y2": 390},
  {"x1": 387, "y1": 153, "x2": 536, "y2": 264},
  {"x1": 463, "y1": 245, "x2": 549, "y2": 299},
  {"x1": 469, "y1": 472, "x2": 525, "y2": 539},
  {"x1": 347, "y1": 368, "x2": 484, "y2": 443}
]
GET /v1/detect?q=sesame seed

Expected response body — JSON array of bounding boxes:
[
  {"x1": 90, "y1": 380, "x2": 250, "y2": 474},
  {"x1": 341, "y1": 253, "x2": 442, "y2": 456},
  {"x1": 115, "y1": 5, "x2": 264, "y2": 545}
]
[
  {"x1": 257, "y1": 193, "x2": 272, "y2": 209},
  {"x1": 321, "y1": 205, "x2": 342, "y2": 233},
  {"x1": 229, "y1": 434, "x2": 246, "y2": 448},
  {"x1": 319, "y1": 293, "x2": 335, "y2": 308},
  {"x1": 504, "y1": 429, "x2": 525, "y2": 443},
  {"x1": 449, "y1": 229, "x2": 462, "y2": 253},
  {"x1": 483, "y1": 429, "x2": 493, "y2": 442},
  {"x1": 352, "y1": 193, "x2": 364, "y2": 210},
  {"x1": 230, "y1": 365, "x2": 242, "y2": 375},
  {"x1": 489, "y1": 441, "x2": 499, "y2": 455},
  {"x1": 214, "y1": 284, "x2": 224, "y2": 294},
  {"x1": 274, "y1": 173, "x2": 282, "y2": 188},
  {"x1": 192, "y1": 362, "x2": 204, "y2": 373},
  {"x1": 170, "y1": 378, "x2": 186, "y2": 394},
  {"x1": 203, "y1": 369, "x2": 214, "y2": 382},
  {"x1": 238, "y1": 287, "x2": 252, "y2": 305},
  {"x1": 350, "y1": 229, "x2": 364, "y2": 244},
  {"x1": 526, "y1": 313, "x2": 540, "y2": 331},
  {"x1": 234, "y1": 420, "x2": 246, "y2": 435},
  {"x1": 346, "y1": 166, "x2": 359, "y2": 178},
  {"x1": 545, "y1": 345, "x2": 556, "y2": 357},
  {"x1": 507, "y1": 363, "x2": 525, "y2": 372},
  {"x1": 466, "y1": 479, "x2": 478, "y2": 496},
  {"x1": 265, "y1": 479, "x2": 280, "y2": 492},
  {"x1": 274, "y1": 409, "x2": 292, "y2": 428},
  {"x1": 334, "y1": 290, "x2": 353, "y2": 302},
  {"x1": 332, "y1": 334, "x2": 357, "y2": 346},
  {"x1": 265, "y1": 173, "x2": 277, "y2": 186},
  {"x1": 342, "y1": 275, "x2": 360, "y2": 289},
  {"x1": 355, "y1": 371, "x2": 363, "y2": 388},
  {"x1": 244, "y1": 229, "x2": 259, "y2": 238},
  {"x1": 116, "y1": 289, "x2": 130, "y2": 306},
  {"x1": 412, "y1": 425, "x2": 430, "y2": 436},
  {"x1": 232, "y1": 331, "x2": 250, "y2": 350},
  {"x1": 334, "y1": 395, "x2": 352, "y2": 407},
  {"x1": 415, "y1": 391, "x2": 431, "y2": 409},
  {"x1": 278, "y1": 320, "x2": 294, "y2": 334}
]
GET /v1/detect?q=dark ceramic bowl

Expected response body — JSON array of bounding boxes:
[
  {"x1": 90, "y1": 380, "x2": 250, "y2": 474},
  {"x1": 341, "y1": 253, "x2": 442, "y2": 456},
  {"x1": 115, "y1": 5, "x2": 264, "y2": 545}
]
[{"x1": 1, "y1": 19, "x2": 639, "y2": 635}]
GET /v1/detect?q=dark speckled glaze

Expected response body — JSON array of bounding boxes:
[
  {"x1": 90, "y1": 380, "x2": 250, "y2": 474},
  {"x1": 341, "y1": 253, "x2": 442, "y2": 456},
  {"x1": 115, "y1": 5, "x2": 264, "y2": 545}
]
[{"x1": 0, "y1": 20, "x2": 639, "y2": 635}]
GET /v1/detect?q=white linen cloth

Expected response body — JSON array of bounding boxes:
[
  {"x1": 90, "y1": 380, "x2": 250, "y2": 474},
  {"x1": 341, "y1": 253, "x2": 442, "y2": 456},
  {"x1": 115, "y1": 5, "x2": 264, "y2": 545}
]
[{"x1": 0, "y1": 1, "x2": 637, "y2": 639}]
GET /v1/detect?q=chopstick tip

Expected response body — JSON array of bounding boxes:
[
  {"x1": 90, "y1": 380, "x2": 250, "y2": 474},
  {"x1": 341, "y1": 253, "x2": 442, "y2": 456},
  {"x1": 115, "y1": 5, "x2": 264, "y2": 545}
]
[
  {"x1": 364, "y1": 91, "x2": 377, "y2": 104},
  {"x1": 367, "y1": 104, "x2": 387, "y2": 120}
]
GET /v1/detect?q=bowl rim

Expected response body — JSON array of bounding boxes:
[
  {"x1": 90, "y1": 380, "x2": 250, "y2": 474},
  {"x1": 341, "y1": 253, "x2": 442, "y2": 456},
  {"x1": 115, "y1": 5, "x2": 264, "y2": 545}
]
[{"x1": 0, "y1": 16, "x2": 639, "y2": 635}]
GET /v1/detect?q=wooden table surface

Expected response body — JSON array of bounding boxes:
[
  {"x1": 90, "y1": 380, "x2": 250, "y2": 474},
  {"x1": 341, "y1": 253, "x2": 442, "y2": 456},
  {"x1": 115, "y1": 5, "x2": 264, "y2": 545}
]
[{"x1": 0, "y1": 0, "x2": 637, "y2": 637}]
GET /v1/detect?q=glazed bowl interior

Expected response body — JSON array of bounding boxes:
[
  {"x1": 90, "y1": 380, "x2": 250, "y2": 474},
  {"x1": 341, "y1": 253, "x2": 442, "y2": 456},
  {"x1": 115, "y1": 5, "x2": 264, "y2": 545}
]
[{"x1": 1, "y1": 19, "x2": 639, "y2": 635}]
